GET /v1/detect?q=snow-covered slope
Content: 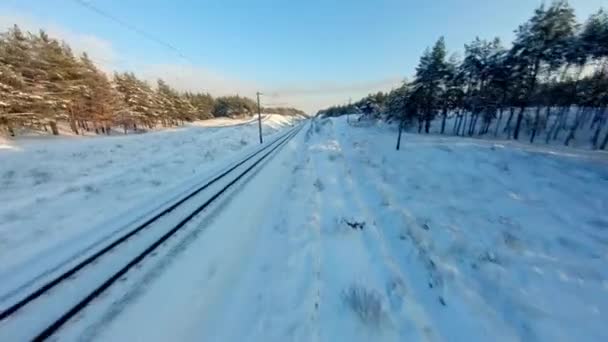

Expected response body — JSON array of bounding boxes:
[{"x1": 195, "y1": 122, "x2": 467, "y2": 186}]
[
  {"x1": 46, "y1": 116, "x2": 608, "y2": 341},
  {"x1": 0, "y1": 115, "x2": 299, "y2": 275}
]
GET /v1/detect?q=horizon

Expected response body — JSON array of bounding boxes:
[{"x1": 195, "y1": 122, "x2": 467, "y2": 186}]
[{"x1": 1, "y1": 0, "x2": 606, "y2": 113}]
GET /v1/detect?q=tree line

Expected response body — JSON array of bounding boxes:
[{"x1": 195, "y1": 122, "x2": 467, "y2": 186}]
[
  {"x1": 0, "y1": 25, "x2": 303, "y2": 137},
  {"x1": 318, "y1": 1, "x2": 608, "y2": 150}
]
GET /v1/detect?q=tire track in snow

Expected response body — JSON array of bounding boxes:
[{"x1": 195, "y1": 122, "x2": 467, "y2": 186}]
[
  {"x1": 339, "y1": 125, "x2": 520, "y2": 341},
  {"x1": 333, "y1": 127, "x2": 439, "y2": 341},
  {"x1": 309, "y1": 119, "x2": 402, "y2": 341}
]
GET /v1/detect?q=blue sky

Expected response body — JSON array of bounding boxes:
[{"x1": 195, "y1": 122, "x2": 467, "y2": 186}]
[{"x1": 1, "y1": 0, "x2": 606, "y2": 112}]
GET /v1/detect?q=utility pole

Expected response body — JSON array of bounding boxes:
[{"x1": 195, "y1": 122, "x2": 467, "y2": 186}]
[{"x1": 256, "y1": 91, "x2": 263, "y2": 144}]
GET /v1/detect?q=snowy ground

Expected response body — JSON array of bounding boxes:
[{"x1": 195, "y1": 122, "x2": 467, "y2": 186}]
[
  {"x1": 0, "y1": 114, "x2": 299, "y2": 279},
  {"x1": 27, "y1": 116, "x2": 607, "y2": 341}
]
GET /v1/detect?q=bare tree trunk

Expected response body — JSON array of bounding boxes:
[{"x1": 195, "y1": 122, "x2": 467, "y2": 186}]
[
  {"x1": 471, "y1": 113, "x2": 481, "y2": 136},
  {"x1": 440, "y1": 108, "x2": 447, "y2": 134},
  {"x1": 70, "y1": 122, "x2": 78, "y2": 135},
  {"x1": 49, "y1": 121, "x2": 59, "y2": 135},
  {"x1": 555, "y1": 106, "x2": 571, "y2": 138},
  {"x1": 591, "y1": 107, "x2": 606, "y2": 149},
  {"x1": 480, "y1": 113, "x2": 492, "y2": 135},
  {"x1": 565, "y1": 108, "x2": 585, "y2": 146},
  {"x1": 542, "y1": 106, "x2": 550, "y2": 131},
  {"x1": 503, "y1": 107, "x2": 514, "y2": 135},
  {"x1": 553, "y1": 107, "x2": 567, "y2": 140},
  {"x1": 600, "y1": 123, "x2": 608, "y2": 150},
  {"x1": 453, "y1": 110, "x2": 461, "y2": 134},
  {"x1": 468, "y1": 113, "x2": 475, "y2": 136},
  {"x1": 545, "y1": 107, "x2": 560, "y2": 144},
  {"x1": 69, "y1": 119, "x2": 79, "y2": 135},
  {"x1": 7, "y1": 123, "x2": 15, "y2": 137},
  {"x1": 530, "y1": 106, "x2": 542, "y2": 143},
  {"x1": 513, "y1": 106, "x2": 526, "y2": 140},
  {"x1": 494, "y1": 107, "x2": 504, "y2": 137},
  {"x1": 67, "y1": 107, "x2": 79, "y2": 135},
  {"x1": 461, "y1": 112, "x2": 468, "y2": 136},
  {"x1": 396, "y1": 119, "x2": 404, "y2": 150},
  {"x1": 590, "y1": 108, "x2": 602, "y2": 129}
]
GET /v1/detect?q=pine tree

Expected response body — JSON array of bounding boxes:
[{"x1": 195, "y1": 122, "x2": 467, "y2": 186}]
[
  {"x1": 440, "y1": 54, "x2": 464, "y2": 134},
  {"x1": 114, "y1": 72, "x2": 158, "y2": 131},
  {"x1": 511, "y1": 1, "x2": 577, "y2": 140},
  {"x1": 0, "y1": 25, "x2": 50, "y2": 132},
  {"x1": 186, "y1": 92, "x2": 214, "y2": 120},
  {"x1": 413, "y1": 37, "x2": 448, "y2": 133},
  {"x1": 77, "y1": 53, "x2": 118, "y2": 133}
]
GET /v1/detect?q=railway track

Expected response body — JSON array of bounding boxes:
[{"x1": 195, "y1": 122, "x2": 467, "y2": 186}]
[{"x1": 0, "y1": 123, "x2": 303, "y2": 341}]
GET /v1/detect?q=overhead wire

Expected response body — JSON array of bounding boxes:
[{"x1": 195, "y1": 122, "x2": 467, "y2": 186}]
[{"x1": 70, "y1": 0, "x2": 194, "y2": 64}]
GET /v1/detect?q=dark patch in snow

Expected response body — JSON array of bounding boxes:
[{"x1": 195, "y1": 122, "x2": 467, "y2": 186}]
[
  {"x1": 386, "y1": 278, "x2": 407, "y2": 310},
  {"x1": 495, "y1": 161, "x2": 510, "y2": 173},
  {"x1": 498, "y1": 216, "x2": 522, "y2": 230},
  {"x1": 313, "y1": 178, "x2": 324, "y2": 192},
  {"x1": 342, "y1": 284, "x2": 386, "y2": 326},
  {"x1": 29, "y1": 168, "x2": 52, "y2": 185},
  {"x1": 3, "y1": 211, "x2": 21, "y2": 222},
  {"x1": 1, "y1": 170, "x2": 15, "y2": 186},
  {"x1": 435, "y1": 145, "x2": 453, "y2": 153},
  {"x1": 342, "y1": 218, "x2": 366, "y2": 230},
  {"x1": 587, "y1": 218, "x2": 608, "y2": 231},
  {"x1": 62, "y1": 185, "x2": 81, "y2": 194},
  {"x1": 2, "y1": 170, "x2": 15, "y2": 180},
  {"x1": 149, "y1": 179, "x2": 162, "y2": 187},
  {"x1": 83, "y1": 184, "x2": 100, "y2": 194},
  {"x1": 478, "y1": 251, "x2": 501, "y2": 265},
  {"x1": 71, "y1": 151, "x2": 88, "y2": 159},
  {"x1": 328, "y1": 153, "x2": 340, "y2": 161},
  {"x1": 203, "y1": 150, "x2": 215, "y2": 161},
  {"x1": 503, "y1": 231, "x2": 524, "y2": 251}
]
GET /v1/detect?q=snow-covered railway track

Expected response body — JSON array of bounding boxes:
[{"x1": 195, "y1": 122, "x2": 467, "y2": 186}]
[{"x1": 0, "y1": 124, "x2": 303, "y2": 341}]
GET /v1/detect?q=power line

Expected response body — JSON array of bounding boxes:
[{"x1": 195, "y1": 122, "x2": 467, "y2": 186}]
[{"x1": 70, "y1": 0, "x2": 194, "y2": 64}]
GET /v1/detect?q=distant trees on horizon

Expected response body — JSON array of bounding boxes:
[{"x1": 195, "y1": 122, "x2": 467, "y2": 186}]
[{"x1": 318, "y1": 1, "x2": 608, "y2": 149}]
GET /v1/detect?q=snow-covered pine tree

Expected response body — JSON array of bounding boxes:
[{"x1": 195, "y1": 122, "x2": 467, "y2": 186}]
[
  {"x1": 114, "y1": 72, "x2": 159, "y2": 132},
  {"x1": 78, "y1": 53, "x2": 118, "y2": 133},
  {"x1": 0, "y1": 25, "x2": 50, "y2": 133}
]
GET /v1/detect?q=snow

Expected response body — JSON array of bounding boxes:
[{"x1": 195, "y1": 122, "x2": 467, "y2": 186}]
[
  {"x1": 0, "y1": 114, "x2": 299, "y2": 285},
  {"x1": 2, "y1": 115, "x2": 608, "y2": 341}
]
